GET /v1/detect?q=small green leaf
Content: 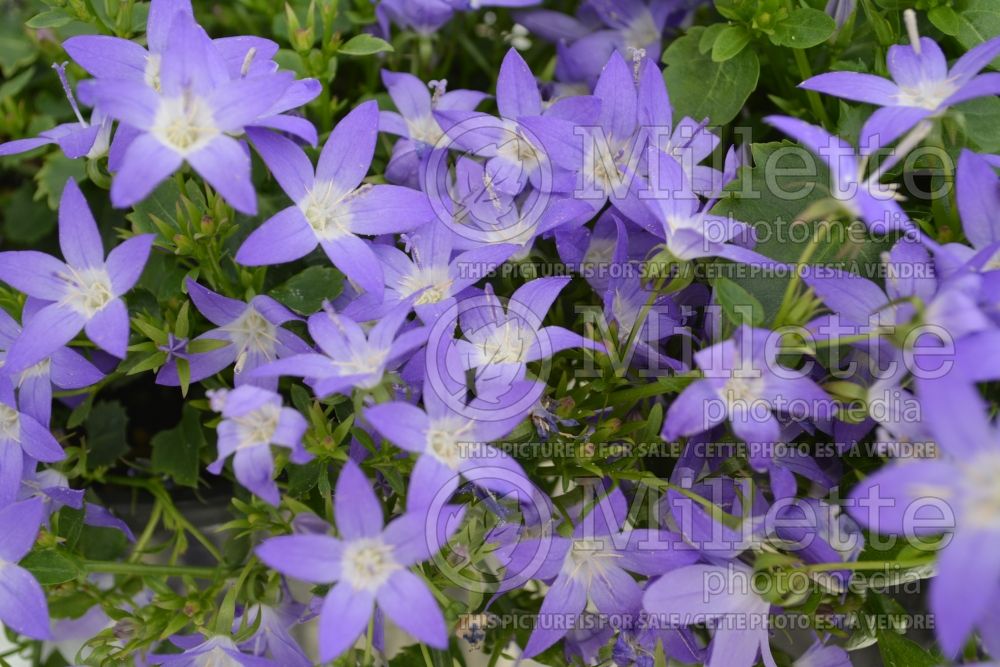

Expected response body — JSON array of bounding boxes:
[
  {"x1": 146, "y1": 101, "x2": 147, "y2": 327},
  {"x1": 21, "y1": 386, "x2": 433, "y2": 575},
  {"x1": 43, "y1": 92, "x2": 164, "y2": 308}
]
[
  {"x1": 770, "y1": 7, "x2": 836, "y2": 49},
  {"x1": 698, "y1": 23, "x2": 728, "y2": 54},
  {"x1": 269, "y1": 265, "x2": 344, "y2": 315},
  {"x1": 151, "y1": 404, "x2": 204, "y2": 488},
  {"x1": 21, "y1": 550, "x2": 80, "y2": 585},
  {"x1": 663, "y1": 27, "x2": 760, "y2": 125},
  {"x1": 85, "y1": 401, "x2": 129, "y2": 468},
  {"x1": 928, "y1": 5, "x2": 961, "y2": 36},
  {"x1": 713, "y1": 277, "x2": 765, "y2": 329},
  {"x1": 954, "y1": 0, "x2": 1000, "y2": 70},
  {"x1": 338, "y1": 34, "x2": 394, "y2": 56},
  {"x1": 26, "y1": 9, "x2": 73, "y2": 28},
  {"x1": 187, "y1": 338, "x2": 229, "y2": 354},
  {"x1": 876, "y1": 629, "x2": 940, "y2": 667},
  {"x1": 712, "y1": 25, "x2": 751, "y2": 61}
]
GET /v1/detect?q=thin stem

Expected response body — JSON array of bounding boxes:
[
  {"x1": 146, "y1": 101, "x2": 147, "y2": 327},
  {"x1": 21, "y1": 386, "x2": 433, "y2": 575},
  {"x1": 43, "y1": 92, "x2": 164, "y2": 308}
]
[
  {"x1": 792, "y1": 48, "x2": 832, "y2": 128},
  {"x1": 420, "y1": 643, "x2": 434, "y2": 667},
  {"x1": 80, "y1": 560, "x2": 220, "y2": 579},
  {"x1": 128, "y1": 499, "x2": 163, "y2": 564},
  {"x1": 363, "y1": 613, "x2": 375, "y2": 667},
  {"x1": 796, "y1": 556, "x2": 935, "y2": 573}
]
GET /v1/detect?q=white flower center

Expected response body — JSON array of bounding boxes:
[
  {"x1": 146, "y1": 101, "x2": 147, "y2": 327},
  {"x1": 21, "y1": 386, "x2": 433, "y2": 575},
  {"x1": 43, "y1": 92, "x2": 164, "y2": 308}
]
[
  {"x1": 719, "y1": 374, "x2": 765, "y2": 409},
  {"x1": 406, "y1": 113, "x2": 443, "y2": 145},
  {"x1": 895, "y1": 78, "x2": 957, "y2": 111},
  {"x1": 960, "y1": 451, "x2": 1000, "y2": 529},
  {"x1": 341, "y1": 537, "x2": 400, "y2": 592},
  {"x1": 152, "y1": 91, "x2": 219, "y2": 155},
  {"x1": 233, "y1": 403, "x2": 280, "y2": 449},
  {"x1": 333, "y1": 345, "x2": 389, "y2": 386},
  {"x1": 426, "y1": 416, "x2": 475, "y2": 469},
  {"x1": 222, "y1": 309, "x2": 278, "y2": 370},
  {"x1": 476, "y1": 319, "x2": 531, "y2": 365},
  {"x1": 399, "y1": 266, "x2": 453, "y2": 305},
  {"x1": 0, "y1": 404, "x2": 20, "y2": 443},
  {"x1": 19, "y1": 359, "x2": 51, "y2": 383},
  {"x1": 59, "y1": 265, "x2": 114, "y2": 317},
  {"x1": 623, "y1": 15, "x2": 660, "y2": 50},
  {"x1": 565, "y1": 538, "x2": 620, "y2": 589},
  {"x1": 299, "y1": 181, "x2": 360, "y2": 241},
  {"x1": 496, "y1": 126, "x2": 542, "y2": 173}
]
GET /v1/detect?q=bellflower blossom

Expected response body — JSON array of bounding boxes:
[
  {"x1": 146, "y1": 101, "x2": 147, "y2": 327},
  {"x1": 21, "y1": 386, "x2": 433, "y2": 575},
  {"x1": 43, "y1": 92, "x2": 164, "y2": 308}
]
[
  {"x1": 0, "y1": 179, "x2": 154, "y2": 373},
  {"x1": 365, "y1": 375, "x2": 537, "y2": 510},
  {"x1": 156, "y1": 279, "x2": 311, "y2": 391},
  {"x1": 150, "y1": 634, "x2": 277, "y2": 666},
  {"x1": 515, "y1": 487, "x2": 698, "y2": 657},
  {"x1": 236, "y1": 102, "x2": 434, "y2": 297},
  {"x1": 250, "y1": 302, "x2": 428, "y2": 398},
  {"x1": 0, "y1": 497, "x2": 53, "y2": 640},
  {"x1": 943, "y1": 149, "x2": 1000, "y2": 289},
  {"x1": 0, "y1": 380, "x2": 65, "y2": 508},
  {"x1": 0, "y1": 298, "x2": 104, "y2": 427},
  {"x1": 77, "y1": 11, "x2": 296, "y2": 214},
  {"x1": 379, "y1": 70, "x2": 489, "y2": 187},
  {"x1": 256, "y1": 461, "x2": 463, "y2": 661},
  {"x1": 848, "y1": 376, "x2": 1000, "y2": 656},
  {"x1": 662, "y1": 326, "x2": 831, "y2": 453},
  {"x1": 643, "y1": 563, "x2": 777, "y2": 667},
  {"x1": 207, "y1": 386, "x2": 311, "y2": 506},
  {"x1": 800, "y1": 10, "x2": 1000, "y2": 151}
]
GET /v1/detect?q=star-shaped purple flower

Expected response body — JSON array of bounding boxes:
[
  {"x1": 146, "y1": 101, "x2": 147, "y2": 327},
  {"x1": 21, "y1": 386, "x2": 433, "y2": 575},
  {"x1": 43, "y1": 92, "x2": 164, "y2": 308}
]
[
  {"x1": 0, "y1": 497, "x2": 54, "y2": 640},
  {"x1": 256, "y1": 461, "x2": 463, "y2": 661},
  {"x1": 0, "y1": 179, "x2": 154, "y2": 374}
]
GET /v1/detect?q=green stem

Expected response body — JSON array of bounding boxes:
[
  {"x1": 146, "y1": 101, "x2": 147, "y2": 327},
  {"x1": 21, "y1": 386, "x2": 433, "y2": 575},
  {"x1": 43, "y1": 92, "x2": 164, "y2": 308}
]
[
  {"x1": 80, "y1": 560, "x2": 220, "y2": 579},
  {"x1": 773, "y1": 223, "x2": 826, "y2": 327},
  {"x1": 363, "y1": 613, "x2": 375, "y2": 666},
  {"x1": 792, "y1": 48, "x2": 832, "y2": 128},
  {"x1": 796, "y1": 557, "x2": 935, "y2": 573},
  {"x1": 128, "y1": 499, "x2": 163, "y2": 564},
  {"x1": 420, "y1": 643, "x2": 434, "y2": 667}
]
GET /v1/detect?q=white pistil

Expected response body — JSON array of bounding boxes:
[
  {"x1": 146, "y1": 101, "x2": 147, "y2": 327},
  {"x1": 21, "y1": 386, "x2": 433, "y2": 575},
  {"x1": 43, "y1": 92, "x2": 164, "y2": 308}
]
[
  {"x1": 58, "y1": 265, "x2": 114, "y2": 318},
  {"x1": 566, "y1": 538, "x2": 621, "y2": 589},
  {"x1": 477, "y1": 319, "x2": 530, "y2": 365},
  {"x1": 53, "y1": 62, "x2": 87, "y2": 126},
  {"x1": 341, "y1": 538, "x2": 400, "y2": 592},
  {"x1": 719, "y1": 374, "x2": 765, "y2": 410},
  {"x1": 0, "y1": 404, "x2": 20, "y2": 443},
  {"x1": 399, "y1": 266, "x2": 453, "y2": 305},
  {"x1": 959, "y1": 451, "x2": 1000, "y2": 529},
  {"x1": 904, "y1": 9, "x2": 921, "y2": 54},
  {"x1": 144, "y1": 54, "x2": 162, "y2": 91},
  {"x1": 240, "y1": 47, "x2": 257, "y2": 78},
  {"x1": 151, "y1": 91, "x2": 220, "y2": 155}
]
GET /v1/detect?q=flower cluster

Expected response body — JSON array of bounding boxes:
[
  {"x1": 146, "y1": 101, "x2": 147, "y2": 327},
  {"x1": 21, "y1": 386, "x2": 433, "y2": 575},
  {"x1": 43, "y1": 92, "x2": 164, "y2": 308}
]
[{"x1": 0, "y1": 0, "x2": 999, "y2": 666}]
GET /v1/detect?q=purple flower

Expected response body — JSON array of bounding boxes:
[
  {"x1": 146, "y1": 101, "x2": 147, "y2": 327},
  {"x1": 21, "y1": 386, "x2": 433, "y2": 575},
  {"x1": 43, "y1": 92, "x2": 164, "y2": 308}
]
[
  {"x1": 0, "y1": 179, "x2": 154, "y2": 373},
  {"x1": 77, "y1": 11, "x2": 298, "y2": 214},
  {"x1": 0, "y1": 497, "x2": 54, "y2": 640},
  {"x1": 250, "y1": 302, "x2": 427, "y2": 398},
  {"x1": 800, "y1": 11, "x2": 1000, "y2": 152},
  {"x1": 947, "y1": 149, "x2": 1000, "y2": 278},
  {"x1": 0, "y1": 380, "x2": 65, "y2": 507},
  {"x1": 662, "y1": 326, "x2": 830, "y2": 454},
  {"x1": 236, "y1": 102, "x2": 434, "y2": 298},
  {"x1": 517, "y1": 487, "x2": 697, "y2": 657},
  {"x1": 643, "y1": 563, "x2": 776, "y2": 667},
  {"x1": 156, "y1": 279, "x2": 311, "y2": 391},
  {"x1": 236, "y1": 602, "x2": 310, "y2": 667},
  {"x1": 256, "y1": 461, "x2": 462, "y2": 661},
  {"x1": 0, "y1": 65, "x2": 111, "y2": 160},
  {"x1": 453, "y1": 277, "x2": 599, "y2": 392},
  {"x1": 379, "y1": 71, "x2": 488, "y2": 187},
  {"x1": 365, "y1": 376, "x2": 537, "y2": 510},
  {"x1": 150, "y1": 634, "x2": 277, "y2": 666},
  {"x1": 344, "y1": 224, "x2": 517, "y2": 324},
  {"x1": 0, "y1": 298, "x2": 104, "y2": 427},
  {"x1": 207, "y1": 386, "x2": 311, "y2": 506},
  {"x1": 765, "y1": 115, "x2": 918, "y2": 235}
]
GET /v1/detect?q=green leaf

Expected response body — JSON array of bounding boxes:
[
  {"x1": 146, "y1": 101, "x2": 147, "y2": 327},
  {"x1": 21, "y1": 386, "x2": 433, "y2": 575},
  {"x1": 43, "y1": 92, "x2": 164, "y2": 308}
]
[
  {"x1": 770, "y1": 8, "x2": 836, "y2": 49},
  {"x1": 56, "y1": 507, "x2": 85, "y2": 552},
  {"x1": 21, "y1": 550, "x2": 80, "y2": 585},
  {"x1": 712, "y1": 25, "x2": 751, "y2": 62},
  {"x1": 0, "y1": 67, "x2": 33, "y2": 103},
  {"x1": 269, "y1": 265, "x2": 344, "y2": 315},
  {"x1": 0, "y1": 21, "x2": 36, "y2": 77},
  {"x1": 955, "y1": 0, "x2": 1000, "y2": 69},
  {"x1": 663, "y1": 27, "x2": 759, "y2": 125},
  {"x1": 151, "y1": 404, "x2": 204, "y2": 488},
  {"x1": 876, "y1": 629, "x2": 939, "y2": 667},
  {"x1": 928, "y1": 5, "x2": 961, "y2": 36},
  {"x1": 713, "y1": 277, "x2": 765, "y2": 330},
  {"x1": 956, "y1": 96, "x2": 1000, "y2": 153},
  {"x1": 85, "y1": 401, "x2": 129, "y2": 468},
  {"x1": 338, "y1": 33, "x2": 394, "y2": 56},
  {"x1": 35, "y1": 155, "x2": 86, "y2": 210},
  {"x1": 698, "y1": 23, "x2": 728, "y2": 54},
  {"x1": 26, "y1": 9, "x2": 73, "y2": 28}
]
